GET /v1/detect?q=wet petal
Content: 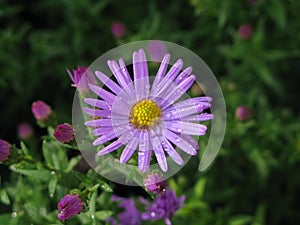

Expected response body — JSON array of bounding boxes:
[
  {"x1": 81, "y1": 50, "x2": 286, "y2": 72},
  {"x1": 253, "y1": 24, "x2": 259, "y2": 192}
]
[
  {"x1": 165, "y1": 130, "x2": 197, "y2": 155},
  {"x1": 120, "y1": 139, "x2": 139, "y2": 163},
  {"x1": 161, "y1": 139, "x2": 184, "y2": 165},
  {"x1": 95, "y1": 71, "x2": 122, "y2": 94},
  {"x1": 97, "y1": 139, "x2": 123, "y2": 156},
  {"x1": 89, "y1": 84, "x2": 115, "y2": 104},
  {"x1": 84, "y1": 98, "x2": 111, "y2": 110},
  {"x1": 165, "y1": 121, "x2": 207, "y2": 136}
]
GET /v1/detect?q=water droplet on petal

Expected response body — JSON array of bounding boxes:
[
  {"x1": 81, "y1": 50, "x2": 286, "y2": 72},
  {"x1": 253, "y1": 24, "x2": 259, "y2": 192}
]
[{"x1": 151, "y1": 212, "x2": 156, "y2": 217}]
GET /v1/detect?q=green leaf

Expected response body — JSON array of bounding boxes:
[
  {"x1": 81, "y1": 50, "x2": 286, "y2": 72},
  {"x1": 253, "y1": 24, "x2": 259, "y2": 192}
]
[
  {"x1": 42, "y1": 141, "x2": 68, "y2": 171},
  {"x1": 10, "y1": 164, "x2": 51, "y2": 181},
  {"x1": 48, "y1": 177, "x2": 58, "y2": 197},
  {"x1": 194, "y1": 177, "x2": 206, "y2": 198},
  {"x1": 65, "y1": 155, "x2": 82, "y2": 173},
  {"x1": 228, "y1": 215, "x2": 252, "y2": 225},
  {"x1": 0, "y1": 189, "x2": 10, "y2": 205},
  {"x1": 99, "y1": 180, "x2": 113, "y2": 193},
  {"x1": 94, "y1": 210, "x2": 113, "y2": 220}
]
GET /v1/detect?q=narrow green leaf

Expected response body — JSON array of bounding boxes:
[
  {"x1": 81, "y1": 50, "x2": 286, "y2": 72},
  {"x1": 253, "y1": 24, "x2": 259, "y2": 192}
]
[
  {"x1": 194, "y1": 177, "x2": 206, "y2": 198},
  {"x1": 48, "y1": 177, "x2": 58, "y2": 197},
  {"x1": 65, "y1": 155, "x2": 82, "y2": 173},
  {"x1": 0, "y1": 189, "x2": 10, "y2": 205},
  {"x1": 229, "y1": 215, "x2": 252, "y2": 225},
  {"x1": 94, "y1": 210, "x2": 113, "y2": 220},
  {"x1": 10, "y1": 165, "x2": 51, "y2": 181}
]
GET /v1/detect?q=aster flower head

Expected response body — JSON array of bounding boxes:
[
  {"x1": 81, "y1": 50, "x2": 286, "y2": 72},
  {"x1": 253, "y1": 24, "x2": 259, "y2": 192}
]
[
  {"x1": 31, "y1": 100, "x2": 52, "y2": 121},
  {"x1": 236, "y1": 105, "x2": 251, "y2": 121},
  {"x1": 57, "y1": 194, "x2": 84, "y2": 222},
  {"x1": 111, "y1": 21, "x2": 127, "y2": 38},
  {"x1": 67, "y1": 66, "x2": 96, "y2": 92},
  {"x1": 238, "y1": 24, "x2": 253, "y2": 39},
  {"x1": 83, "y1": 49, "x2": 213, "y2": 173},
  {"x1": 0, "y1": 139, "x2": 11, "y2": 162},
  {"x1": 53, "y1": 123, "x2": 74, "y2": 143},
  {"x1": 109, "y1": 195, "x2": 142, "y2": 225},
  {"x1": 141, "y1": 189, "x2": 185, "y2": 225},
  {"x1": 18, "y1": 122, "x2": 33, "y2": 140},
  {"x1": 144, "y1": 173, "x2": 167, "y2": 194}
]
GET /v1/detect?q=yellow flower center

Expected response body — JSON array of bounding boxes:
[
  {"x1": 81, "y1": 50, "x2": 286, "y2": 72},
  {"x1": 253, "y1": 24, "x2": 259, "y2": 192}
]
[{"x1": 130, "y1": 99, "x2": 161, "y2": 129}]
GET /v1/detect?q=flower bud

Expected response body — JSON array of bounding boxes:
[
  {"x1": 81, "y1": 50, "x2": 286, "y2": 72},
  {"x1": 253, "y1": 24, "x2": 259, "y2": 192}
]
[
  {"x1": 238, "y1": 24, "x2": 253, "y2": 39},
  {"x1": 57, "y1": 194, "x2": 83, "y2": 222},
  {"x1": 0, "y1": 139, "x2": 11, "y2": 162},
  {"x1": 18, "y1": 122, "x2": 33, "y2": 140},
  {"x1": 31, "y1": 100, "x2": 52, "y2": 121},
  {"x1": 53, "y1": 123, "x2": 74, "y2": 143},
  {"x1": 111, "y1": 21, "x2": 126, "y2": 38},
  {"x1": 236, "y1": 105, "x2": 252, "y2": 121},
  {"x1": 144, "y1": 173, "x2": 167, "y2": 194}
]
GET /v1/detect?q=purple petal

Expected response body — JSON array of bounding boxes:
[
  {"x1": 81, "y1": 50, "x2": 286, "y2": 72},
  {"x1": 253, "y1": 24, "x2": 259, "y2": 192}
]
[
  {"x1": 163, "y1": 103, "x2": 211, "y2": 121},
  {"x1": 153, "y1": 143, "x2": 168, "y2": 172},
  {"x1": 95, "y1": 71, "x2": 122, "y2": 94},
  {"x1": 165, "y1": 121, "x2": 207, "y2": 136},
  {"x1": 107, "y1": 60, "x2": 129, "y2": 88},
  {"x1": 84, "y1": 98, "x2": 111, "y2": 110},
  {"x1": 161, "y1": 139, "x2": 184, "y2": 165},
  {"x1": 120, "y1": 139, "x2": 139, "y2": 163},
  {"x1": 97, "y1": 139, "x2": 123, "y2": 156},
  {"x1": 85, "y1": 118, "x2": 112, "y2": 127},
  {"x1": 93, "y1": 127, "x2": 113, "y2": 136},
  {"x1": 151, "y1": 54, "x2": 171, "y2": 96},
  {"x1": 182, "y1": 113, "x2": 214, "y2": 122},
  {"x1": 180, "y1": 134, "x2": 199, "y2": 149},
  {"x1": 165, "y1": 130, "x2": 197, "y2": 155},
  {"x1": 164, "y1": 58, "x2": 183, "y2": 80},
  {"x1": 93, "y1": 130, "x2": 117, "y2": 145},
  {"x1": 118, "y1": 58, "x2": 132, "y2": 84},
  {"x1": 88, "y1": 84, "x2": 115, "y2": 104},
  {"x1": 174, "y1": 66, "x2": 192, "y2": 84},
  {"x1": 160, "y1": 75, "x2": 196, "y2": 110},
  {"x1": 138, "y1": 131, "x2": 151, "y2": 172},
  {"x1": 82, "y1": 108, "x2": 111, "y2": 118},
  {"x1": 133, "y1": 50, "x2": 150, "y2": 100}
]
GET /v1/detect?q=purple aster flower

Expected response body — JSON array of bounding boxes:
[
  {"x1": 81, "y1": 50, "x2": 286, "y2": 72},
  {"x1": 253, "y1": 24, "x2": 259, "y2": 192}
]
[
  {"x1": 84, "y1": 49, "x2": 213, "y2": 172},
  {"x1": 57, "y1": 194, "x2": 83, "y2": 222},
  {"x1": 236, "y1": 105, "x2": 252, "y2": 121},
  {"x1": 53, "y1": 123, "x2": 74, "y2": 143},
  {"x1": 238, "y1": 24, "x2": 253, "y2": 39},
  {"x1": 31, "y1": 100, "x2": 52, "y2": 121},
  {"x1": 141, "y1": 189, "x2": 185, "y2": 225},
  {"x1": 147, "y1": 41, "x2": 167, "y2": 62},
  {"x1": 109, "y1": 195, "x2": 142, "y2": 225},
  {"x1": 111, "y1": 21, "x2": 127, "y2": 38},
  {"x1": 144, "y1": 173, "x2": 167, "y2": 194},
  {"x1": 0, "y1": 139, "x2": 11, "y2": 162},
  {"x1": 67, "y1": 66, "x2": 96, "y2": 92},
  {"x1": 17, "y1": 122, "x2": 33, "y2": 140}
]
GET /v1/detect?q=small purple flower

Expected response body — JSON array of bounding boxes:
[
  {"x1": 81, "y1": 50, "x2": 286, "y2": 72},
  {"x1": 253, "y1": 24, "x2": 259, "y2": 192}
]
[
  {"x1": 31, "y1": 100, "x2": 52, "y2": 121},
  {"x1": 111, "y1": 21, "x2": 126, "y2": 38},
  {"x1": 18, "y1": 122, "x2": 33, "y2": 140},
  {"x1": 147, "y1": 41, "x2": 167, "y2": 62},
  {"x1": 83, "y1": 49, "x2": 213, "y2": 172},
  {"x1": 57, "y1": 194, "x2": 83, "y2": 222},
  {"x1": 238, "y1": 24, "x2": 253, "y2": 39},
  {"x1": 236, "y1": 105, "x2": 252, "y2": 121},
  {"x1": 0, "y1": 139, "x2": 11, "y2": 162},
  {"x1": 53, "y1": 123, "x2": 74, "y2": 143},
  {"x1": 144, "y1": 173, "x2": 167, "y2": 194},
  {"x1": 141, "y1": 189, "x2": 185, "y2": 225},
  {"x1": 67, "y1": 66, "x2": 96, "y2": 92},
  {"x1": 110, "y1": 196, "x2": 142, "y2": 225}
]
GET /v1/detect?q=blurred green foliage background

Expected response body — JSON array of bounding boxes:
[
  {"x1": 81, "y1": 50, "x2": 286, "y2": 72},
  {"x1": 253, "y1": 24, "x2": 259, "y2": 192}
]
[{"x1": 1, "y1": 0, "x2": 300, "y2": 224}]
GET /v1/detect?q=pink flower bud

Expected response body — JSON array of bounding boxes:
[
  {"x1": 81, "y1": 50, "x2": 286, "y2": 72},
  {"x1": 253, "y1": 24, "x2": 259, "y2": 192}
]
[
  {"x1": 236, "y1": 105, "x2": 252, "y2": 121},
  {"x1": 18, "y1": 122, "x2": 33, "y2": 139},
  {"x1": 57, "y1": 194, "x2": 83, "y2": 222},
  {"x1": 238, "y1": 24, "x2": 253, "y2": 39},
  {"x1": 0, "y1": 139, "x2": 11, "y2": 162},
  {"x1": 111, "y1": 21, "x2": 126, "y2": 38},
  {"x1": 31, "y1": 100, "x2": 52, "y2": 121},
  {"x1": 53, "y1": 123, "x2": 74, "y2": 143},
  {"x1": 144, "y1": 173, "x2": 167, "y2": 194}
]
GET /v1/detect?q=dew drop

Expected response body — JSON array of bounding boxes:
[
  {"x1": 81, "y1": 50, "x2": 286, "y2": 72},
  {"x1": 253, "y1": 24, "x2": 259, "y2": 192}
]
[
  {"x1": 91, "y1": 214, "x2": 95, "y2": 220},
  {"x1": 11, "y1": 212, "x2": 17, "y2": 218},
  {"x1": 151, "y1": 212, "x2": 156, "y2": 217},
  {"x1": 50, "y1": 194, "x2": 54, "y2": 198},
  {"x1": 176, "y1": 128, "x2": 182, "y2": 132},
  {"x1": 175, "y1": 138, "x2": 181, "y2": 143},
  {"x1": 51, "y1": 171, "x2": 55, "y2": 175}
]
